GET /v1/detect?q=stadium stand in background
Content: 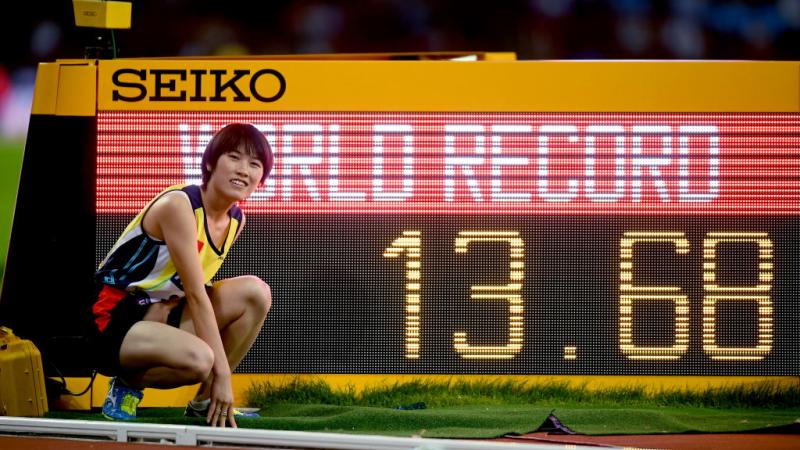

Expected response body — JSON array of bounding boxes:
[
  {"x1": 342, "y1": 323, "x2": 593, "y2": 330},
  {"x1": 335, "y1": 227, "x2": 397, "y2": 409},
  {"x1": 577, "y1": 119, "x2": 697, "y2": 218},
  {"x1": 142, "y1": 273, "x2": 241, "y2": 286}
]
[{"x1": 1, "y1": 0, "x2": 800, "y2": 140}]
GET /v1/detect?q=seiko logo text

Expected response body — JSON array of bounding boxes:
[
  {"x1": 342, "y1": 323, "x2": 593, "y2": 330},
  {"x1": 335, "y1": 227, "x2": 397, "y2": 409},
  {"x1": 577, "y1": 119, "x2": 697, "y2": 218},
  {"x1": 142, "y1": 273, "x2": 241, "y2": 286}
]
[{"x1": 111, "y1": 68, "x2": 286, "y2": 103}]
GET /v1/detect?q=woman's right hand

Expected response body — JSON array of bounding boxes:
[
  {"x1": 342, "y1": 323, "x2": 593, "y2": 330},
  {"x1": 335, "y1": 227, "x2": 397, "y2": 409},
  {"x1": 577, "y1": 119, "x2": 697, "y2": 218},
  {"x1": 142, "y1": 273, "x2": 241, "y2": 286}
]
[{"x1": 207, "y1": 371, "x2": 237, "y2": 428}]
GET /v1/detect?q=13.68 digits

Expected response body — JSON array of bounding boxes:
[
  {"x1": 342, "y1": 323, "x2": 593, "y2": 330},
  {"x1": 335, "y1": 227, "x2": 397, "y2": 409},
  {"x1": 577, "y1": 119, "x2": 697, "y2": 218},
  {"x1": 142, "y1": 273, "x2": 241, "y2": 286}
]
[{"x1": 385, "y1": 230, "x2": 773, "y2": 362}]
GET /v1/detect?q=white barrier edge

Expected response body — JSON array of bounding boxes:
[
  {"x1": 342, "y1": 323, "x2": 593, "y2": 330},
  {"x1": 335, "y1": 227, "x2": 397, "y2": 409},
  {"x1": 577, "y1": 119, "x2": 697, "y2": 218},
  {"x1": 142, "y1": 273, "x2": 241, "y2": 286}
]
[{"x1": 0, "y1": 416, "x2": 607, "y2": 449}]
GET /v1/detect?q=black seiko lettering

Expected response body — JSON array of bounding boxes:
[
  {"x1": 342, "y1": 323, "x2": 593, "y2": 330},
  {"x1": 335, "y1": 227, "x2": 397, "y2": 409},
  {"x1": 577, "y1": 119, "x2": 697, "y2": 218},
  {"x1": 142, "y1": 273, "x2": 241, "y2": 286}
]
[
  {"x1": 250, "y1": 69, "x2": 286, "y2": 103},
  {"x1": 209, "y1": 69, "x2": 250, "y2": 102},
  {"x1": 189, "y1": 69, "x2": 208, "y2": 101},
  {"x1": 111, "y1": 68, "x2": 147, "y2": 102},
  {"x1": 149, "y1": 69, "x2": 187, "y2": 101}
]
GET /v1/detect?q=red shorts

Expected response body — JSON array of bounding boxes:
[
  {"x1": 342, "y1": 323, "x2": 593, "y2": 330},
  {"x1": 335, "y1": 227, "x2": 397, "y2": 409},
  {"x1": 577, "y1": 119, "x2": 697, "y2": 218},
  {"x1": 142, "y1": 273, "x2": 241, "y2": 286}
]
[{"x1": 89, "y1": 285, "x2": 184, "y2": 376}]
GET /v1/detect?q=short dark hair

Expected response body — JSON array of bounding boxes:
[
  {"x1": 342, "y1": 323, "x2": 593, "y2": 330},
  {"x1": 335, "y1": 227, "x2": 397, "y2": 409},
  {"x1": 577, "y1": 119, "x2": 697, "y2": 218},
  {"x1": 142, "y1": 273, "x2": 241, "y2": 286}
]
[{"x1": 201, "y1": 123, "x2": 273, "y2": 188}]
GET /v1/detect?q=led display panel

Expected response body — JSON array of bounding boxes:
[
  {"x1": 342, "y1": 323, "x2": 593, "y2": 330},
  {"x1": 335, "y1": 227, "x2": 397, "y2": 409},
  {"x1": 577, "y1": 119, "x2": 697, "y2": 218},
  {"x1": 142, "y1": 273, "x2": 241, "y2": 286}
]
[{"x1": 96, "y1": 111, "x2": 799, "y2": 374}]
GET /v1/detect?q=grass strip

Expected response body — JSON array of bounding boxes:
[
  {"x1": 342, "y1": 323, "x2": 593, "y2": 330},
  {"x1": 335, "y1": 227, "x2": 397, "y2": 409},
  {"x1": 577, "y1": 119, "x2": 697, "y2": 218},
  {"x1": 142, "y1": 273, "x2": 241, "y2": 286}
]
[
  {"x1": 47, "y1": 404, "x2": 800, "y2": 438},
  {"x1": 246, "y1": 377, "x2": 800, "y2": 409},
  {"x1": 0, "y1": 140, "x2": 23, "y2": 282},
  {"x1": 557, "y1": 407, "x2": 800, "y2": 435},
  {"x1": 47, "y1": 405, "x2": 552, "y2": 437}
]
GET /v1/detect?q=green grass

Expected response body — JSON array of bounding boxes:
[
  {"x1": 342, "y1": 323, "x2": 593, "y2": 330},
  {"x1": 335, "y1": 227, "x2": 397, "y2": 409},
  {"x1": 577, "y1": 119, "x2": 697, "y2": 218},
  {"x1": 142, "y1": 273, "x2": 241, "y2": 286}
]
[
  {"x1": 46, "y1": 378, "x2": 800, "y2": 438},
  {"x1": 0, "y1": 139, "x2": 23, "y2": 283},
  {"x1": 46, "y1": 404, "x2": 800, "y2": 438},
  {"x1": 557, "y1": 407, "x2": 800, "y2": 435},
  {"x1": 234, "y1": 378, "x2": 800, "y2": 436},
  {"x1": 45, "y1": 405, "x2": 556, "y2": 437},
  {"x1": 246, "y1": 377, "x2": 800, "y2": 409}
]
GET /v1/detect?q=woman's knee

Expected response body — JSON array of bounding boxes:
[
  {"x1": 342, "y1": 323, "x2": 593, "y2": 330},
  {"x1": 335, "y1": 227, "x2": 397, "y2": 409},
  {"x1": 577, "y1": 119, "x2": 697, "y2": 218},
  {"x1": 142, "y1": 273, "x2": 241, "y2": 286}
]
[
  {"x1": 241, "y1": 275, "x2": 272, "y2": 316},
  {"x1": 183, "y1": 341, "x2": 214, "y2": 382}
]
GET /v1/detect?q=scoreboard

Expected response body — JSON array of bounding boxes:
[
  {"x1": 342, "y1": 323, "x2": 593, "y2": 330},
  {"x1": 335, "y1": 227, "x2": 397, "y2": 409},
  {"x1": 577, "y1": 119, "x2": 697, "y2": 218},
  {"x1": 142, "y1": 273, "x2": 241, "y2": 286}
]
[{"x1": 2, "y1": 56, "x2": 798, "y2": 377}]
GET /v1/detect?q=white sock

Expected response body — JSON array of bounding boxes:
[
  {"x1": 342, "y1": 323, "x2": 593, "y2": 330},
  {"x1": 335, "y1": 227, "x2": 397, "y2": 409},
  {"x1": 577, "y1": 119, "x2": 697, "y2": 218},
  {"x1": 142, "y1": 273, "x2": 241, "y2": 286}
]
[{"x1": 190, "y1": 398, "x2": 211, "y2": 410}]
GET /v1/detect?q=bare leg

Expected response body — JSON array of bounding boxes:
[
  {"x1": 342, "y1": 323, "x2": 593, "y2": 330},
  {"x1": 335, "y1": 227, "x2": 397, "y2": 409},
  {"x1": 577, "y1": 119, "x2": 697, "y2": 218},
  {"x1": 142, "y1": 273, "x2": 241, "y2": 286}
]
[
  {"x1": 117, "y1": 321, "x2": 215, "y2": 390},
  {"x1": 178, "y1": 275, "x2": 272, "y2": 401}
]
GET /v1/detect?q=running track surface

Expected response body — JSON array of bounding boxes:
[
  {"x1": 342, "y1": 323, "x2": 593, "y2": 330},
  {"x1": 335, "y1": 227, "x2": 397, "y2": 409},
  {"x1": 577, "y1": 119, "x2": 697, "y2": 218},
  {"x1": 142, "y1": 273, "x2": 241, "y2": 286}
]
[
  {"x1": 498, "y1": 432, "x2": 800, "y2": 449},
  {"x1": 2, "y1": 433, "x2": 799, "y2": 450}
]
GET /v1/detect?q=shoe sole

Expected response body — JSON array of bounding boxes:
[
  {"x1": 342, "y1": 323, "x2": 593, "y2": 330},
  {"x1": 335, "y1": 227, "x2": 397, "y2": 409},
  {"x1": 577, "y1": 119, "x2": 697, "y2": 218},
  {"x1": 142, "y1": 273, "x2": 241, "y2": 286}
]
[{"x1": 102, "y1": 411, "x2": 136, "y2": 421}]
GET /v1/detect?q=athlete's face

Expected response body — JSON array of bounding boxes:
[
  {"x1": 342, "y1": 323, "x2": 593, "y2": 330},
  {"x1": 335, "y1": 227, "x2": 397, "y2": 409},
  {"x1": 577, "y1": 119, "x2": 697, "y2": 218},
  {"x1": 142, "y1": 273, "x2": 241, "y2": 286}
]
[{"x1": 207, "y1": 145, "x2": 264, "y2": 201}]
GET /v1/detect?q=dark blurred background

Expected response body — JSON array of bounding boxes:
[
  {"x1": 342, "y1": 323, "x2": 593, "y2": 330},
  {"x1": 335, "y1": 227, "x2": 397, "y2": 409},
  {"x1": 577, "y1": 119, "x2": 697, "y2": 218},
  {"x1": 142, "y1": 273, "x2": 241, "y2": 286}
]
[{"x1": 1, "y1": 0, "x2": 799, "y2": 140}]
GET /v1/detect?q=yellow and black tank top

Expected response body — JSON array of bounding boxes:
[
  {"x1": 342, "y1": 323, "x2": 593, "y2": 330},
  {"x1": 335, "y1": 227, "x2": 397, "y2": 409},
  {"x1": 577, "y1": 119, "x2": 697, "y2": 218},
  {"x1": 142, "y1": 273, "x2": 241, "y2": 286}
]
[{"x1": 95, "y1": 184, "x2": 243, "y2": 303}]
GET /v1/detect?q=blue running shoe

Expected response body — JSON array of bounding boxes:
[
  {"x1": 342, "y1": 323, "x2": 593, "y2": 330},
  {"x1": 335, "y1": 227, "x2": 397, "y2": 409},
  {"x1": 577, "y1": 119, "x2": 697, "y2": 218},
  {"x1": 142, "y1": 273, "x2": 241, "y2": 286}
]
[{"x1": 102, "y1": 377, "x2": 143, "y2": 421}]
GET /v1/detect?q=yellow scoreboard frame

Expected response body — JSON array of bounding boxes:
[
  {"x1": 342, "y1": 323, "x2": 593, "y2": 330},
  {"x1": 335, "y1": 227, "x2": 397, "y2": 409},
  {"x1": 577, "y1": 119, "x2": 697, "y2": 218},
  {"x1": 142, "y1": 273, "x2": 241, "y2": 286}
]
[
  {"x1": 33, "y1": 56, "x2": 797, "y2": 115},
  {"x1": 9, "y1": 53, "x2": 800, "y2": 408}
]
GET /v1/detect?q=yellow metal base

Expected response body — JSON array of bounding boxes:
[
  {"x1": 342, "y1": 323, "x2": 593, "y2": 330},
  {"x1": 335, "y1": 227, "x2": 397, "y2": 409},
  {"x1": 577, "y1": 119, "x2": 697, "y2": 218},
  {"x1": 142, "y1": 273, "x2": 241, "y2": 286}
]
[{"x1": 72, "y1": 1, "x2": 131, "y2": 29}]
